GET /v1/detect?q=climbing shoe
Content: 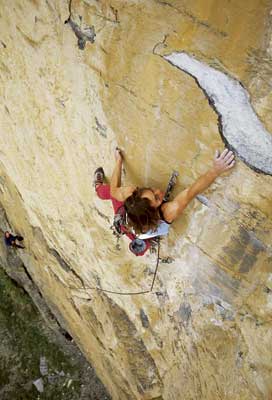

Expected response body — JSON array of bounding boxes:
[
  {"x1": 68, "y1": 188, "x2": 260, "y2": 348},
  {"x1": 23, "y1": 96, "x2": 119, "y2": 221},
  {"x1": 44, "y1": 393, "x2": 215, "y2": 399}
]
[{"x1": 93, "y1": 167, "x2": 105, "y2": 187}]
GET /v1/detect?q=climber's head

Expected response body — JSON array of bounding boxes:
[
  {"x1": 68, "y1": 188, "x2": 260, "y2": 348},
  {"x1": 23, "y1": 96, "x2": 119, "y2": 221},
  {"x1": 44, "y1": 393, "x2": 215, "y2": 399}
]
[
  {"x1": 124, "y1": 188, "x2": 163, "y2": 234},
  {"x1": 5, "y1": 231, "x2": 10, "y2": 238},
  {"x1": 140, "y1": 187, "x2": 165, "y2": 208}
]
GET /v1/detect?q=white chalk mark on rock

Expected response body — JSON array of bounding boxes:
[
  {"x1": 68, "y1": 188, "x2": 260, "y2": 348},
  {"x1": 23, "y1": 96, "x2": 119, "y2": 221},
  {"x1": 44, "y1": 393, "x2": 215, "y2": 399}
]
[{"x1": 164, "y1": 52, "x2": 272, "y2": 175}]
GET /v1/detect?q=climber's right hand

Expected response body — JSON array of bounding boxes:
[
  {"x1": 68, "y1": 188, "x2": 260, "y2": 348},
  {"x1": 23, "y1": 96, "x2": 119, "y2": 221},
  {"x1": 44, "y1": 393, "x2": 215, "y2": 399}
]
[{"x1": 213, "y1": 149, "x2": 235, "y2": 175}]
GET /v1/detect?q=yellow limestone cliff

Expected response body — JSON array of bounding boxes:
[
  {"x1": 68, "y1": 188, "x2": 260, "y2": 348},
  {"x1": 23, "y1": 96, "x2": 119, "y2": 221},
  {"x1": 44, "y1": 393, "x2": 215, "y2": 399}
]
[{"x1": 0, "y1": 0, "x2": 272, "y2": 399}]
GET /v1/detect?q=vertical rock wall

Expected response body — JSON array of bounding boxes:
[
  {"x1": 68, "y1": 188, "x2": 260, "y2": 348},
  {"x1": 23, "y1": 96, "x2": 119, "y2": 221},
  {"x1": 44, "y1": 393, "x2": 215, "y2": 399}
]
[{"x1": 0, "y1": 1, "x2": 272, "y2": 399}]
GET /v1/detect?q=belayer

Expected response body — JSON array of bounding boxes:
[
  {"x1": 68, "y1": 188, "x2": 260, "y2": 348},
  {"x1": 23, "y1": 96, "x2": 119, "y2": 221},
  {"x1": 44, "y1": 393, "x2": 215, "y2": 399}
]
[
  {"x1": 4, "y1": 231, "x2": 25, "y2": 249},
  {"x1": 94, "y1": 148, "x2": 235, "y2": 255}
]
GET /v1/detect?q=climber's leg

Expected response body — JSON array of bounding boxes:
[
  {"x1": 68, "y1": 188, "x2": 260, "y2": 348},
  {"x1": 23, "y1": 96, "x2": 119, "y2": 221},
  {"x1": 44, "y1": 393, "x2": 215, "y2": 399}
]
[
  {"x1": 96, "y1": 183, "x2": 124, "y2": 213},
  {"x1": 96, "y1": 183, "x2": 111, "y2": 200},
  {"x1": 94, "y1": 167, "x2": 124, "y2": 214}
]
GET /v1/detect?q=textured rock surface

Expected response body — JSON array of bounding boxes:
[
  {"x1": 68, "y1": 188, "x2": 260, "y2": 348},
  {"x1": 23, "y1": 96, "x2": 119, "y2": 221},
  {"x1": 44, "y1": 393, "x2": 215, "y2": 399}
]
[{"x1": 0, "y1": 0, "x2": 272, "y2": 399}]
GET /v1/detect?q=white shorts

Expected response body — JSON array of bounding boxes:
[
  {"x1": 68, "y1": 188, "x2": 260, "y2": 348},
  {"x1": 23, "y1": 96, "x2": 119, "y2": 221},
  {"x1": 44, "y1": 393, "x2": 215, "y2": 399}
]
[{"x1": 137, "y1": 220, "x2": 170, "y2": 240}]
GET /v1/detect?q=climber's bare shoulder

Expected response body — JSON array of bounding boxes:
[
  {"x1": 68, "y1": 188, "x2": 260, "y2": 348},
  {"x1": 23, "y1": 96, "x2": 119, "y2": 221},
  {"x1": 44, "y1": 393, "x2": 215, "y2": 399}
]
[
  {"x1": 160, "y1": 188, "x2": 190, "y2": 223},
  {"x1": 110, "y1": 185, "x2": 136, "y2": 202}
]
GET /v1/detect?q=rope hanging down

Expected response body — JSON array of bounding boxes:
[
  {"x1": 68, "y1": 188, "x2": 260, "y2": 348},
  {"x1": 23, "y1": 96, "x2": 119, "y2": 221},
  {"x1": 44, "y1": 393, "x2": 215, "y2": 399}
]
[{"x1": 74, "y1": 238, "x2": 162, "y2": 296}]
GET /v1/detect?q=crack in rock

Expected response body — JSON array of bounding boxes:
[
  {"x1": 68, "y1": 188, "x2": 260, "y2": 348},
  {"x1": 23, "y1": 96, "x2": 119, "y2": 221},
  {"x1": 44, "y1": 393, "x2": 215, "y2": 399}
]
[
  {"x1": 155, "y1": 1, "x2": 227, "y2": 38},
  {"x1": 65, "y1": 18, "x2": 96, "y2": 49},
  {"x1": 140, "y1": 308, "x2": 149, "y2": 328},
  {"x1": 49, "y1": 248, "x2": 85, "y2": 288},
  {"x1": 95, "y1": 117, "x2": 107, "y2": 138},
  {"x1": 163, "y1": 52, "x2": 272, "y2": 175},
  {"x1": 65, "y1": 0, "x2": 96, "y2": 51},
  {"x1": 65, "y1": 0, "x2": 95, "y2": 50}
]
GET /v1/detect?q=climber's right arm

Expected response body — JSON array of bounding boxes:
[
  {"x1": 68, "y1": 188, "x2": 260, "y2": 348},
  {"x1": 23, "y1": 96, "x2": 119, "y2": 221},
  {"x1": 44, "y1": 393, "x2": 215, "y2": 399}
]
[{"x1": 161, "y1": 149, "x2": 235, "y2": 222}]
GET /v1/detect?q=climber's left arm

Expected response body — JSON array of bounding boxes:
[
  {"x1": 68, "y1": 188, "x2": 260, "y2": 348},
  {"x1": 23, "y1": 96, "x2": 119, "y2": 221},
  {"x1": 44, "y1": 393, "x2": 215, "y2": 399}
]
[
  {"x1": 110, "y1": 148, "x2": 136, "y2": 201},
  {"x1": 110, "y1": 148, "x2": 123, "y2": 191}
]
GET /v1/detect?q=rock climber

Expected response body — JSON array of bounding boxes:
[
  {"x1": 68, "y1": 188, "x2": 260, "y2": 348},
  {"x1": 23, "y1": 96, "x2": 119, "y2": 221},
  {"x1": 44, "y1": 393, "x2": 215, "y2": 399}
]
[
  {"x1": 94, "y1": 148, "x2": 235, "y2": 239},
  {"x1": 4, "y1": 231, "x2": 25, "y2": 249}
]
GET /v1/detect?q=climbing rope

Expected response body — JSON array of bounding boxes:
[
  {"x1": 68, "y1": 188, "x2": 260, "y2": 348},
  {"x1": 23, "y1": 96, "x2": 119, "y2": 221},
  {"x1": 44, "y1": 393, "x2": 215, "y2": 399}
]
[
  {"x1": 74, "y1": 238, "x2": 162, "y2": 296},
  {"x1": 150, "y1": 238, "x2": 161, "y2": 292}
]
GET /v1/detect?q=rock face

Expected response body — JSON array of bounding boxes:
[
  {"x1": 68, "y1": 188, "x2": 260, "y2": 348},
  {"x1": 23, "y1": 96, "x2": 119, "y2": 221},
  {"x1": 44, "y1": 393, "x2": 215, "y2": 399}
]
[{"x1": 0, "y1": 1, "x2": 272, "y2": 399}]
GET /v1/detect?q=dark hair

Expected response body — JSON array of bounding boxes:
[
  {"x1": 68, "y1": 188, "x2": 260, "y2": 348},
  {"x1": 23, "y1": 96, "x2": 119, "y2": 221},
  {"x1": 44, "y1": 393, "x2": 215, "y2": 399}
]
[{"x1": 124, "y1": 188, "x2": 160, "y2": 234}]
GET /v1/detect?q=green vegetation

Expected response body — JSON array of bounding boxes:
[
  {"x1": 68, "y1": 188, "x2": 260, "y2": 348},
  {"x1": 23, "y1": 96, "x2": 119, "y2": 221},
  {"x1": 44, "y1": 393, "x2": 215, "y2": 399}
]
[{"x1": 0, "y1": 267, "x2": 81, "y2": 399}]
